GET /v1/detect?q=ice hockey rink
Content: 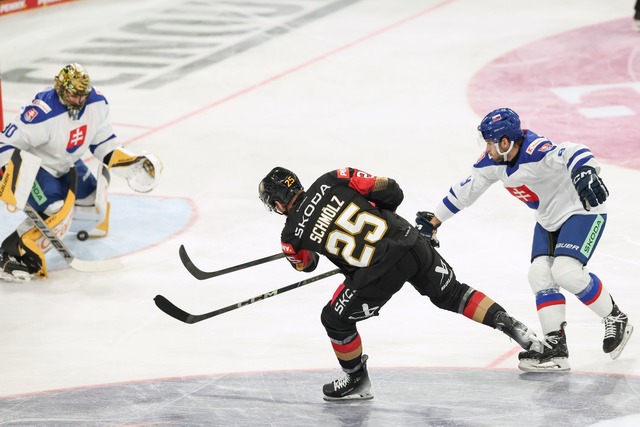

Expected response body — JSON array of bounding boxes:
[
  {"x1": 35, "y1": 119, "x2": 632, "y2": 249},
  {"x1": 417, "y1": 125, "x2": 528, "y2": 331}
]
[{"x1": 1, "y1": 0, "x2": 639, "y2": 425}]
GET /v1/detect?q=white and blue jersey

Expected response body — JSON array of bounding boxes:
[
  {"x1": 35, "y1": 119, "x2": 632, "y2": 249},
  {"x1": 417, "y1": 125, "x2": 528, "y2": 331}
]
[
  {"x1": 0, "y1": 87, "x2": 119, "y2": 178},
  {"x1": 0, "y1": 87, "x2": 120, "y2": 210},
  {"x1": 434, "y1": 130, "x2": 606, "y2": 232},
  {"x1": 434, "y1": 130, "x2": 607, "y2": 264}
]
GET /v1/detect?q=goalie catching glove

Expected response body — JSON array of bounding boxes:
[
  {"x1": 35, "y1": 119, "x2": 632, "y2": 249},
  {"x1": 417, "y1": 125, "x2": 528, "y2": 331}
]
[
  {"x1": 415, "y1": 211, "x2": 440, "y2": 248},
  {"x1": 570, "y1": 166, "x2": 608, "y2": 211},
  {"x1": 106, "y1": 148, "x2": 163, "y2": 193}
]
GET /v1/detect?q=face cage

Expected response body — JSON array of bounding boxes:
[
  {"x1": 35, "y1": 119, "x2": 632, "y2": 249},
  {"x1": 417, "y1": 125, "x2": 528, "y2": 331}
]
[{"x1": 259, "y1": 184, "x2": 281, "y2": 214}]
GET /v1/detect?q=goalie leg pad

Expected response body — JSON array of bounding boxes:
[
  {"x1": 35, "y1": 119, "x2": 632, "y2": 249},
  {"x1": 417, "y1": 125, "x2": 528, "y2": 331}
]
[
  {"x1": 18, "y1": 175, "x2": 76, "y2": 277},
  {"x1": 71, "y1": 163, "x2": 110, "y2": 237}
]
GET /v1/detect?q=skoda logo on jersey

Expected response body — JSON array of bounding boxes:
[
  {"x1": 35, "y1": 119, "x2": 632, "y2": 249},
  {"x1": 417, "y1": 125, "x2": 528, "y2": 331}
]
[{"x1": 66, "y1": 125, "x2": 87, "y2": 153}]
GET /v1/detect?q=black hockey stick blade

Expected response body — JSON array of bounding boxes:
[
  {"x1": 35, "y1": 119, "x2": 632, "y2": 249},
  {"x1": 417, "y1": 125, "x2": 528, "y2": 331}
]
[
  {"x1": 179, "y1": 244, "x2": 285, "y2": 280},
  {"x1": 154, "y1": 295, "x2": 197, "y2": 324},
  {"x1": 154, "y1": 268, "x2": 341, "y2": 324}
]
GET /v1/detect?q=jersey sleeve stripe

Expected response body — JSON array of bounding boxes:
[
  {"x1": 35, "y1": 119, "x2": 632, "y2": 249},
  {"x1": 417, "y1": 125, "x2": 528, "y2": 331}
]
[
  {"x1": 571, "y1": 155, "x2": 595, "y2": 171},
  {"x1": 443, "y1": 197, "x2": 461, "y2": 214},
  {"x1": 567, "y1": 148, "x2": 591, "y2": 169}
]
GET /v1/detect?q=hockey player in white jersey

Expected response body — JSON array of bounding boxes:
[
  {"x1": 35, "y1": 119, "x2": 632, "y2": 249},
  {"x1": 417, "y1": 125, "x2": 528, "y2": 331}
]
[
  {"x1": 0, "y1": 63, "x2": 162, "y2": 281},
  {"x1": 416, "y1": 108, "x2": 633, "y2": 372}
]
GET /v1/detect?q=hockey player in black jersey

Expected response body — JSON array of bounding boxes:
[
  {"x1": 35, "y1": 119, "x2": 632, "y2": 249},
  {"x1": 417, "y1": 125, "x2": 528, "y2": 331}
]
[{"x1": 259, "y1": 166, "x2": 544, "y2": 401}]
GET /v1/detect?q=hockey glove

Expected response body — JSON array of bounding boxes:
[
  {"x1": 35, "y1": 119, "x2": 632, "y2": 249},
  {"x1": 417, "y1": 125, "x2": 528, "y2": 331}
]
[
  {"x1": 126, "y1": 154, "x2": 163, "y2": 193},
  {"x1": 571, "y1": 166, "x2": 609, "y2": 211},
  {"x1": 415, "y1": 211, "x2": 440, "y2": 248},
  {"x1": 107, "y1": 148, "x2": 163, "y2": 193}
]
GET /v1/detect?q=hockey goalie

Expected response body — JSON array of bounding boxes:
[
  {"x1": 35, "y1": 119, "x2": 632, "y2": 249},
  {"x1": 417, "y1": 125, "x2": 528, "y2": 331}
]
[{"x1": 0, "y1": 63, "x2": 162, "y2": 281}]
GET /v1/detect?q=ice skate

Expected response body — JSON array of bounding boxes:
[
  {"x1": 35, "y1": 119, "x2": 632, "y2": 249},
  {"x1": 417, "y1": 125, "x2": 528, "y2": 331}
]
[
  {"x1": 518, "y1": 322, "x2": 570, "y2": 372},
  {"x1": 603, "y1": 304, "x2": 634, "y2": 360},
  {"x1": 323, "y1": 354, "x2": 373, "y2": 402},
  {"x1": 0, "y1": 252, "x2": 34, "y2": 283},
  {"x1": 494, "y1": 311, "x2": 544, "y2": 352}
]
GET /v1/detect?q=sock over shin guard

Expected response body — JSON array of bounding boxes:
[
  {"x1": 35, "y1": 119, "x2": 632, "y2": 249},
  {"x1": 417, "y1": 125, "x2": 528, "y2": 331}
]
[
  {"x1": 329, "y1": 332, "x2": 363, "y2": 373},
  {"x1": 460, "y1": 288, "x2": 504, "y2": 327}
]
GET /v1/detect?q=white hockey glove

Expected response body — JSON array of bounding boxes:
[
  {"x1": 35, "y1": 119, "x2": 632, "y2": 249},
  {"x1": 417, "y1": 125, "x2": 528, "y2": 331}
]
[
  {"x1": 107, "y1": 148, "x2": 163, "y2": 193},
  {"x1": 126, "y1": 154, "x2": 163, "y2": 193}
]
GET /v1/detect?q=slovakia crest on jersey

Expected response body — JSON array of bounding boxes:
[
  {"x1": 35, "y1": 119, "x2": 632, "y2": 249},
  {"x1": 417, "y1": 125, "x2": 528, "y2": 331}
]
[
  {"x1": 24, "y1": 108, "x2": 38, "y2": 122},
  {"x1": 66, "y1": 125, "x2": 88, "y2": 153},
  {"x1": 506, "y1": 185, "x2": 540, "y2": 209}
]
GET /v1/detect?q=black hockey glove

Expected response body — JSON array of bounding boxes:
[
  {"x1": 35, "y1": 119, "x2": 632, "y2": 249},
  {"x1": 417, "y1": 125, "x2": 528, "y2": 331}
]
[
  {"x1": 571, "y1": 166, "x2": 609, "y2": 211},
  {"x1": 415, "y1": 211, "x2": 440, "y2": 248}
]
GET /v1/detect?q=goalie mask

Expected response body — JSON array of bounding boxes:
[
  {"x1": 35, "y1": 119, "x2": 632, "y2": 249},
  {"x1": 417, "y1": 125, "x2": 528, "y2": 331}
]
[
  {"x1": 54, "y1": 63, "x2": 92, "y2": 120},
  {"x1": 258, "y1": 167, "x2": 303, "y2": 214}
]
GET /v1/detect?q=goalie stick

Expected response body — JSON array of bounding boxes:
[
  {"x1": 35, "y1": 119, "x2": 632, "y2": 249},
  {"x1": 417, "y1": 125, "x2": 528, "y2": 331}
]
[
  {"x1": 179, "y1": 244, "x2": 285, "y2": 280},
  {"x1": 23, "y1": 203, "x2": 122, "y2": 273},
  {"x1": 154, "y1": 268, "x2": 341, "y2": 324}
]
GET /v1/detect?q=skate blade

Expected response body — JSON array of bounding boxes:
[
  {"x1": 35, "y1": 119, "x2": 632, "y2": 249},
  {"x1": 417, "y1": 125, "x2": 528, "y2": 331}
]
[
  {"x1": 609, "y1": 323, "x2": 634, "y2": 360},
  {"x1": 323, "y1": 391, "x2": 374, "y2": 402},
  {"x1": 518, "y1": 358, "x2": 570, "y2": 372},
  {"x1": 0, "y1": 270, "x2": 33, "y2": 283}
]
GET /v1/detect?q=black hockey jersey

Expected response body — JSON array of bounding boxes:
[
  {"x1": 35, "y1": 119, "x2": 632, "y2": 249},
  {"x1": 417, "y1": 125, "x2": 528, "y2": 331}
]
[{"x1": 280, "y1": 167, "x2": 419, "y2": 288}]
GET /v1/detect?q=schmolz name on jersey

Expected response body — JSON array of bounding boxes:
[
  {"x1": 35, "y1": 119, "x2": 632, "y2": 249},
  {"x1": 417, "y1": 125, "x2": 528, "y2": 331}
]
[
  {"x1": 294, "y1": 184, "x2": 345, "y2": 241},
  {"x1": 309, "y1": 195, "x2": 345, "y2": 243}
]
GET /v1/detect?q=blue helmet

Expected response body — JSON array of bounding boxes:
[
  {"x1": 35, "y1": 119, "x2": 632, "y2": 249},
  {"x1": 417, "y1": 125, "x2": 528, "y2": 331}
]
[{"x1": 478, "y1": 108, "x2": 524, "y2": 143}]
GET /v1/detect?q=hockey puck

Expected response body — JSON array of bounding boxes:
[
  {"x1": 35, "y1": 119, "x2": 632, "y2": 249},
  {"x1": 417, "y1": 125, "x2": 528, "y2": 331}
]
[{"x1": 77, "y1": 231, "x2": 89, "y2": 241}]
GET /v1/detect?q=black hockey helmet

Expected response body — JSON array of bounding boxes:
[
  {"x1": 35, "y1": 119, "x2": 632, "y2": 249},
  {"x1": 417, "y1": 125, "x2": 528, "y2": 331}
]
[{"x1": 258, "y1": 167, "x2": 303, "y2": 214}]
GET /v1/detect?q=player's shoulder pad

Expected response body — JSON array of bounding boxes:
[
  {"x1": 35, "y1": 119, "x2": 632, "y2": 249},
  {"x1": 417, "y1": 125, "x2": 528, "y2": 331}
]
[
  {"x1": 520, "y1": 130, "x2": 556, "y2": 162},
  {"x1": 19, "y1": 88, "x2": 64, "y2": 124}
]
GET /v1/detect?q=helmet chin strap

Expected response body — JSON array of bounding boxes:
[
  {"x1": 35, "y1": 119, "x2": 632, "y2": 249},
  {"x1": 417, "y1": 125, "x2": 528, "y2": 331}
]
[{"x1": 495, "y1": 140, "x2": 514, "y2": 161}]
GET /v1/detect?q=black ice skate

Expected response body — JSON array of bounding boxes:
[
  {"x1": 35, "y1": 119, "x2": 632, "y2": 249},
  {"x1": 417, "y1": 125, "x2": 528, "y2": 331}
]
[
  {"x1": 518, "y1": 322, "x2": 570, "y2": 372},
  {"x1": 494, "y1": 311, "x2": 544, "y2": 352},
  {"x1": 602, "y1": 303, "x2": 634, "y2": 360},
  {"x1": 0, "y1": 251, "x2": 33, "y2": 283},
  {"x1": 323, "y1": 354, "x2": 373, "y2": 401}
]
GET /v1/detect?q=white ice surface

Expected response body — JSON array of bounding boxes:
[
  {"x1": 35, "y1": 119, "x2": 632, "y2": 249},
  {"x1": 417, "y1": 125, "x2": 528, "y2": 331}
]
[{"x1": 0, "y1": 1, "x2": 638, "y2": 425}]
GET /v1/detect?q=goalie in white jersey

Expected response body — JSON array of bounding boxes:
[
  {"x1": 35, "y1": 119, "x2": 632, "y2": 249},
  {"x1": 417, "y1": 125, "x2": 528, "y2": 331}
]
[
  {"x1": 415, "y1": 108, "x2": 633, "y2": 372},
  {"x1": 0, "y1": 63, "x2": 162, "y2": 280}
]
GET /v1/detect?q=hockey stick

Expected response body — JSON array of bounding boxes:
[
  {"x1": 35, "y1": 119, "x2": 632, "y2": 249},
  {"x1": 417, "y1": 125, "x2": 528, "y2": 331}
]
[
  {"x1": 23, "y1": 204, "x2": 123, "y2": 273},
  {"x1": 154, "y1": 268, "x2": 341, "y2": 324},
  {"x1": 179, "y1": 244, "x2": 285, "y2": 280}
]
